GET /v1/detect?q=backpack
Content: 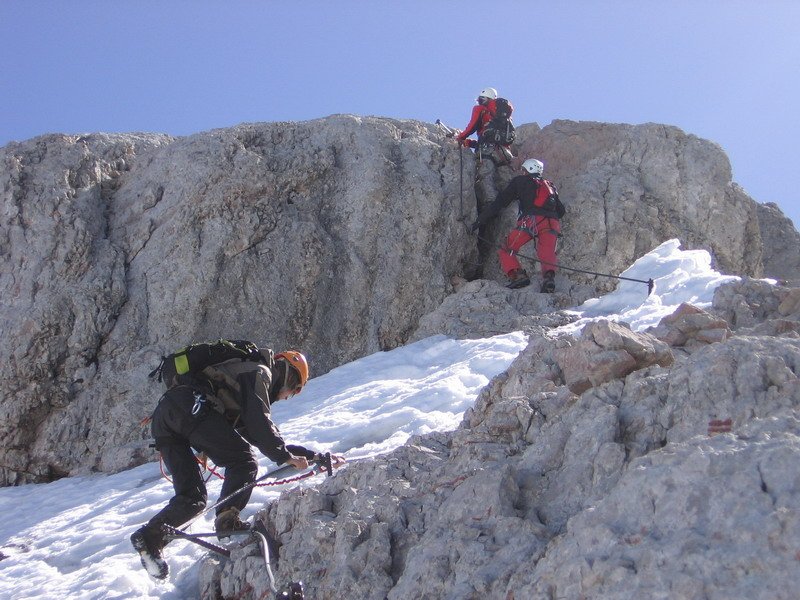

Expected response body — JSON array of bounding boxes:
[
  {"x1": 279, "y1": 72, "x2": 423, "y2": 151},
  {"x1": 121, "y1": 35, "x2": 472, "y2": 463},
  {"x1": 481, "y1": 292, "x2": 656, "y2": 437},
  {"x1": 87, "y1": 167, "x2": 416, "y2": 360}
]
[
  {"x1": 494, "y1": 97, "x2": 513, "y2": 120},
  {"x1": 149, "y1": 339, "x2": 267, "y2": 390},
  {"x1": 553, "y1": 194, "x2": 566, "y2": 219},
  {"x1": 533, "y1": 179, "x2": 567, "y2": 219},
  {"x1": 481, "y1": 98, "x2": 516, "y2": 146}
]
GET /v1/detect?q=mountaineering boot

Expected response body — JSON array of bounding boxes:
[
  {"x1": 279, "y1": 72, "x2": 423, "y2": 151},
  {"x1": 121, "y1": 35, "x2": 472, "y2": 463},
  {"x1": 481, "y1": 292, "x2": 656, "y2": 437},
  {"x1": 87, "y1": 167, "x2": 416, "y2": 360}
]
[
  {"x1": 131, "y1": 524, "x2": 169, "y2": 580},
  {"x1": 541, "y1": 270, "x2": 556, "y2": 293},
  {"x1": 214, "y1": 506, "x2": 250, "y2": 540},
  {"x1": 506, "y1": 269, "x2": 531, "y2": 289}
]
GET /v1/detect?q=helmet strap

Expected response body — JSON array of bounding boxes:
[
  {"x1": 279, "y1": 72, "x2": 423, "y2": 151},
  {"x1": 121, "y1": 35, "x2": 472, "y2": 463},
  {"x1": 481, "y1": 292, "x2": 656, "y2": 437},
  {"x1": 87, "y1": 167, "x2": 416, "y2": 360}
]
[
  {"x1": 282, "y1": 358, "x2": 292, "y2": 391},
  {"x1": 268, "y1": 360, "x2": 289, "y2": 400}
]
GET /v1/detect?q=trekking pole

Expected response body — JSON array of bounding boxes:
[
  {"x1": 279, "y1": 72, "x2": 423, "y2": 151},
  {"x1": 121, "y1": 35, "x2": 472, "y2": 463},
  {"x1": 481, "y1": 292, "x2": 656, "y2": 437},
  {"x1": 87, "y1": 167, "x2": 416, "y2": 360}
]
[
  {"x1": 161, "y1": 524, "x2": 233, "y2": 557},
  {"x1": 435, "y1": 120, "x2": 468, "y2": 223},
  {"x1": 458, "y1": 143, "x2": 465, "y2": 221},
  {"x1": 475, "y1": 233, "x2": 655, "y2": 295}
]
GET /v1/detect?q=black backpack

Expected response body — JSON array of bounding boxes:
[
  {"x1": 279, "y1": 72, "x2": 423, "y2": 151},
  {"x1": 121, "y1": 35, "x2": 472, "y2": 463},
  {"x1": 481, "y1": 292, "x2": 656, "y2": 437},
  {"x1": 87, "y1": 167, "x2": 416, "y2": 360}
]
[
  {"x1": 481, "y1": 98, "x2": 516, "y2": 146},
  {"x1": 545, "y1": 191, "x2": 567, "y2": 219},
  {"x1": 149, "y1": 339, "x2": 268, "y2": 390},
  {"x1": 494, "y1": 97, "x2": 513, "y2": 119}
]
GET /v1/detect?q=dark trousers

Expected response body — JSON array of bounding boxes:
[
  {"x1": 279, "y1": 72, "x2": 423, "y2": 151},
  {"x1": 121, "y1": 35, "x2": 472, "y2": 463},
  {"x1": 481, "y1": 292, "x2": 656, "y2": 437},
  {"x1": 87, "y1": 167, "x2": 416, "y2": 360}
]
[{"x1": 147, "y1": 387, "x2": 258, "y2": 530}]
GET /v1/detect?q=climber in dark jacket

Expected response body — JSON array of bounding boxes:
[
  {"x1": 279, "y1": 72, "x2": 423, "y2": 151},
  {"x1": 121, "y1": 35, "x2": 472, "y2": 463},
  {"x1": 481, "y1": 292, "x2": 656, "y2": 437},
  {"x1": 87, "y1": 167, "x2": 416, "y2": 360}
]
[
  {"x1": 131, "y1": 350, "x2": 345, "y2": 580},
  {"x1": 471, "y1": 158, "x2": 565, "y2": 292}
]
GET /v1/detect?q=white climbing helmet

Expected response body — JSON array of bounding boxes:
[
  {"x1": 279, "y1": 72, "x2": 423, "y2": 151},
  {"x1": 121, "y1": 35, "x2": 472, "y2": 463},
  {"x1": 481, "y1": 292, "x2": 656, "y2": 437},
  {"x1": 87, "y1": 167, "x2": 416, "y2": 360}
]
[
  {"x1": 478, "y1": 87, "x2": 498, "y2": 100},
  {"x1": 522, "y1": 159, "x2": 544, "y2": 177}
]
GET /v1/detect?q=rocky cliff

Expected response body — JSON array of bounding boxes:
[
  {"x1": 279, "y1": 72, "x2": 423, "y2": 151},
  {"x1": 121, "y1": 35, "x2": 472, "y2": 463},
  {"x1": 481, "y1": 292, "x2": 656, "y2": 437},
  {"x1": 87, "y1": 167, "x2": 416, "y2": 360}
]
[
  {"x1": 0, "y1": 117, "x2": 475, "y2": 484},
  {"x1": 1, "y1": 116, "x2": 798, "y2": 486},
  {"x1": 205, "y1": 278, "x2": 800, "y2": 600},
  {"x1": 511, "y1": 120, "x2": 785, "y2": 293}
]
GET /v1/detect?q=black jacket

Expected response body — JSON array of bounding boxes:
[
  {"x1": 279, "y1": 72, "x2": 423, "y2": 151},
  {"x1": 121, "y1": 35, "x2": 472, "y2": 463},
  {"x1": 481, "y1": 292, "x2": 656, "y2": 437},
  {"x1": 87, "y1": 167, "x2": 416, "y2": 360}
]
[
  {"x1": 233, "y1": 366, "x2": 297, "y2": 464},
  {"x1": 476, "y1": 175, "x2": 562, "y2": 226},
  {"x1": 158, "y1": 360, "x2": 314, "y2": 465}
]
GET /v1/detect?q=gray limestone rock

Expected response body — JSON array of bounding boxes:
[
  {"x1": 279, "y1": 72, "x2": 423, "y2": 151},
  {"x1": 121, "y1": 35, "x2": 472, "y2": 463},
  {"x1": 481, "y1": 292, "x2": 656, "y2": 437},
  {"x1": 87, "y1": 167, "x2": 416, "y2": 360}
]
[
  {"x1": 525, "y1": 414, "x2": 800, "y2": 600},
  {"x1": 209, "y1": 281, "x2": 800, "y2": 599},
  {"x1": 510, "y1": 121, "x2": 773, "y2": 291},
  {"x1": 0, "y1": 118, "x2": 477, "y2": 482},
  {"x1": 756, "y1": 201, "x2": 800, "y2": 285},
  {"x1": 554, "y1": 320, "x2": 674, "y2": 394},
  {"x1": 711, "y1": 278, "x2": 800, "y2": 334},
  {"x1": 1, "y1": 132, "x2": 173, "y2": 483},
  {"x1": 646, "y1": 302, "x2": 732, "y2": 351},
  {"x1": 411, "y1": 278, "x2": 577, "y2": 342},
  {"x1": 1, "y1": 116, "x2": 799, "y2": 491}
]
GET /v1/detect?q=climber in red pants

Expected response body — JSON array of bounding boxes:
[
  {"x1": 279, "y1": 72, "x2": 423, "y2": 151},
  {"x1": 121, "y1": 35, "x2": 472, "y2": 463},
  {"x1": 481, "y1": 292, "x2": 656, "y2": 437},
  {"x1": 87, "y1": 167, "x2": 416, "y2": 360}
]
[{"x1": 471, "y1": 158, "x2": 565, "y2": 291}]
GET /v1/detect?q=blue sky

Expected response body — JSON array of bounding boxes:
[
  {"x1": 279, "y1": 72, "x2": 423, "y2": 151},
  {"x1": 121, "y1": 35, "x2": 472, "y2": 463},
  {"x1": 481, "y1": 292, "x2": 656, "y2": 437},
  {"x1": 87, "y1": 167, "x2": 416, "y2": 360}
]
[{"x1": 2, "y1": 1, "x2": 799, "y2": 228}]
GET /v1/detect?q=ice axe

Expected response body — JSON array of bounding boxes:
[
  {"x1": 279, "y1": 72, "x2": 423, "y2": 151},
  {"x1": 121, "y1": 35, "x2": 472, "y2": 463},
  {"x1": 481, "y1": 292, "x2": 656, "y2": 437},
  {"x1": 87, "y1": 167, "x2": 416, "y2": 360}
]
[{"x1": 435, "y1": 119, "x2": 457, "y2": 137}]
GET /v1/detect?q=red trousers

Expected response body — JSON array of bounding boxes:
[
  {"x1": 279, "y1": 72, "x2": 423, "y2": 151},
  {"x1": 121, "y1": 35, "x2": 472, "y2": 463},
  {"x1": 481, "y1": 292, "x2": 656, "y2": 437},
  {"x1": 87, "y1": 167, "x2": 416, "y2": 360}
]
[{"x1": 498, "y1": 215, "x2": 561, "y2": 276}]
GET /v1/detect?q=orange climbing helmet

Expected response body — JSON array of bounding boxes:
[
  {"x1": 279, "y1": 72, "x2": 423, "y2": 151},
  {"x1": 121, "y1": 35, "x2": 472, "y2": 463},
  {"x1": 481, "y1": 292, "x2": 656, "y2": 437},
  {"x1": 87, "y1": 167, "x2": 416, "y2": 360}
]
[{"x1": 275, "y1": 350, "x2": 309, "y2": 391}]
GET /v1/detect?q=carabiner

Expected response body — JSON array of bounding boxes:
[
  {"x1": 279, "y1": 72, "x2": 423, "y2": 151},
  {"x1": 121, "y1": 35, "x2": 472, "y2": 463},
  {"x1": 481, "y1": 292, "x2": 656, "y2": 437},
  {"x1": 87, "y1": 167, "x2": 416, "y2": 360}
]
[{"x1": 191, "y1": 392, "x2": 206, "y2": 416}]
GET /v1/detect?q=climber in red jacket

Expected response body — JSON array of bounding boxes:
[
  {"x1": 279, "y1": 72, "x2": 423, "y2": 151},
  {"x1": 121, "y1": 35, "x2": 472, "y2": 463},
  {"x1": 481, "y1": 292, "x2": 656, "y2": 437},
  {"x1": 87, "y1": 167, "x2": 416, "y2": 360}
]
[
  {"x1": 456, "y1": 87, "x2": 499, "y2": 150},
  {"x1": 456, "y1": 87, "x2": 515, "y2": 165}
]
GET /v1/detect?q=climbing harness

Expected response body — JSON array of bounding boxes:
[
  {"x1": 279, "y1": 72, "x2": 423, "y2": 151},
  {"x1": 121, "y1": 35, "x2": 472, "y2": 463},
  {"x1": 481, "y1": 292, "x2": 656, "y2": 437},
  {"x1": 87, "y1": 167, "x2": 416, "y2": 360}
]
[
  {"x1": 478, "y1": 141, "x2": 514, "y2": 167},
  {"x1": 191, "y1": 391, "x2": 207, "y2": 416},
  {"x1": 503, "y1": 215, "x2": 562, "y2": 256},
  {"x1": 159, "y1": 452, "x2": 224, "y2": 484}
]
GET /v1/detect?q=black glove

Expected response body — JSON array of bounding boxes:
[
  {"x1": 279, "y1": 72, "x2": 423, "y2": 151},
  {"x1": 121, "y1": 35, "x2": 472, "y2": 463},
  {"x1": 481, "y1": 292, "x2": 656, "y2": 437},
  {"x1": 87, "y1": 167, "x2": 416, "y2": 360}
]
[{"x1": 470, "y1": 220, "x2": 480, "y2": 233}]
